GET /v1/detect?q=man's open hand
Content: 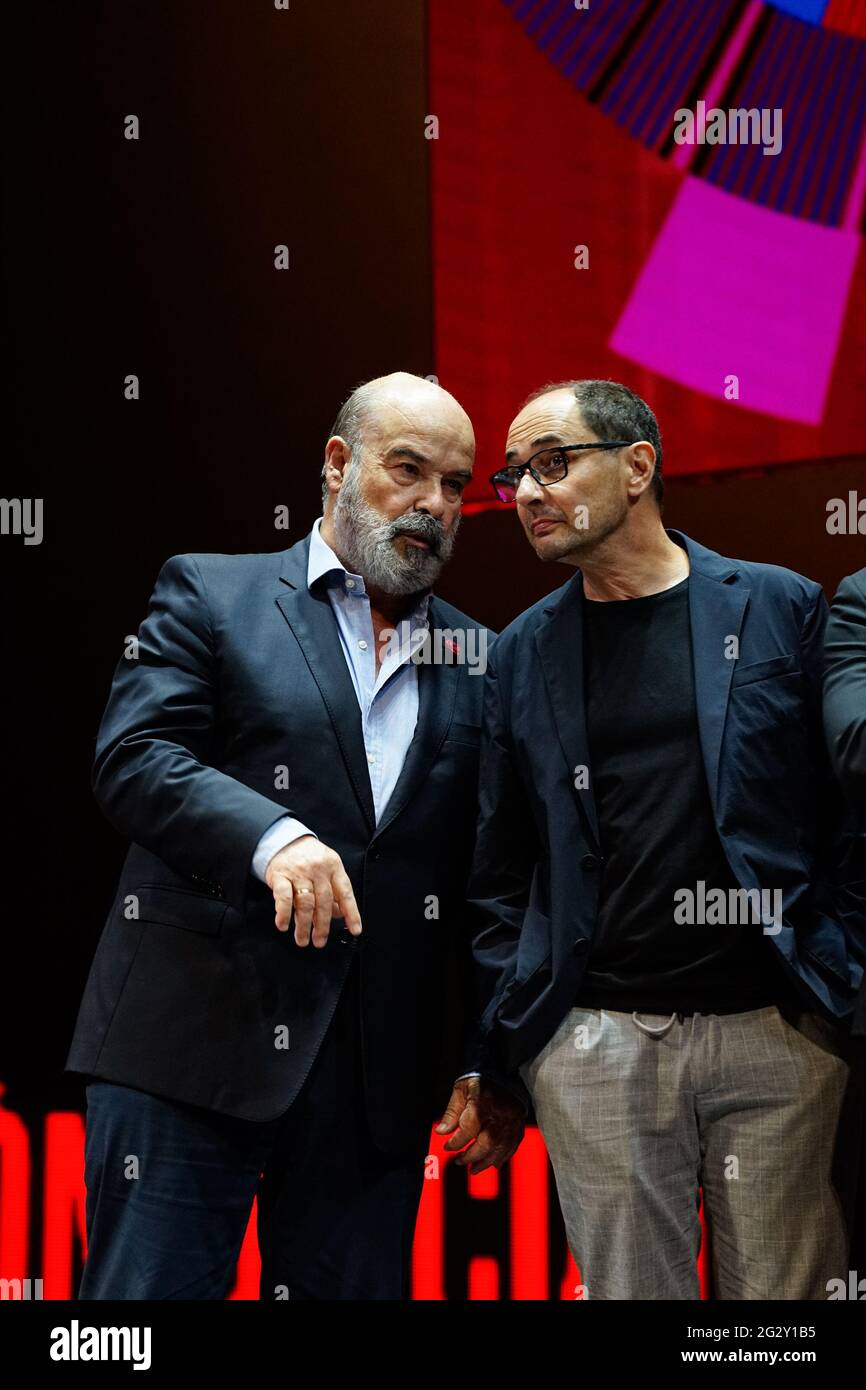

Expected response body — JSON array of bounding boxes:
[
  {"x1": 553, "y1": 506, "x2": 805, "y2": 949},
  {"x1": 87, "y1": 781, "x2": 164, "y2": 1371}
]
[
  {"x1": 435, "y1": 1076, "x2": 525, "y2": 1174},
  {"x1": 265, "y1": 835, "x2": 362, "y2": 947}
]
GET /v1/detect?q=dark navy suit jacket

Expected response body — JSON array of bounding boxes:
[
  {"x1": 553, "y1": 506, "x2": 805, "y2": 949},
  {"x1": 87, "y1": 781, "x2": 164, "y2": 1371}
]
[
  {"x1": 824, "y1": 566, "x2": 866, "y2": 1036},
  {"x1": 464, "y1": 530, "x2": 866, "y2": 1107},
  {"x1": 66, "y1": 534, "x2": 490, "y2": 1155},
  {"x1": 824, "y1": 567, "x2": 866, "y2": 810}
]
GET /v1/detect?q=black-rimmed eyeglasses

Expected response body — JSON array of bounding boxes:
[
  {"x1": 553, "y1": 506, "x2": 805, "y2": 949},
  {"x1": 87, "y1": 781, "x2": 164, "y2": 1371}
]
[{"x1": 490, "y1": 441, "x2": 633, "y2": 504}]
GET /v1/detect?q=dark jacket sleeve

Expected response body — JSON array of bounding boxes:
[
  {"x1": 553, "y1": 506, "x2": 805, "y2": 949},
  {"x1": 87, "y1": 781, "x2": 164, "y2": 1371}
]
[
  {"x1": 91, "y1": 554, "x2": 293, "y2": 914},
  {"x1": 823, "y1": 569, "x2": 866, "y2": 811},
  {"x1": 792, "y1": 577, "x2": 866, "y2": 1022},
  {"x1": 462, "y1": 647, "x2": 540, "y2": 1112}
]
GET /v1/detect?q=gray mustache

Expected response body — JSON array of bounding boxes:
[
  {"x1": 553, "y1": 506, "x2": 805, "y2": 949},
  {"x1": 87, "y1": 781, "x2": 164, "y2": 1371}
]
[{"x1": 386, "y1": 514, "x2": 444, "y2": 554}]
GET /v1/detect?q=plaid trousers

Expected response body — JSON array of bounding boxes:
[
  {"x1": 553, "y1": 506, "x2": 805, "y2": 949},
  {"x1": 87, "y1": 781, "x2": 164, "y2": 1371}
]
[{"x1": 520, "y1": 1003, "x2": 863, "y2": 1299}]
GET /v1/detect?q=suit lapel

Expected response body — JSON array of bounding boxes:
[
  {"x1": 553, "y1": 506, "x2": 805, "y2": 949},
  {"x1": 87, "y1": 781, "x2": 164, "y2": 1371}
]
[
  {"x1": 535, "y1": 573, "x2": 600, "y2": 849},
  {"x1": 275, "y1": 537, "x2": 376, "y2": 833},
  {"x1": 669, "y1": 529, "x2": 750, "y2": 814},
  {"x1": 374, "y1": 598, "x2": 461, "y2": 837}
]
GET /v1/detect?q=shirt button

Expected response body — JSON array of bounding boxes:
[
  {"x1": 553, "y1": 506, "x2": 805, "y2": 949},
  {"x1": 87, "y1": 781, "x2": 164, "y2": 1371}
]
[
  {"x1": 573, "y1": 938, "x2": 589, "y2": 955},
  {"x1": 358, "y1": 639, "x2": 368, "y2": 650},
  {"x1": 345, "y1": 579, "x2": 355, "y2": 589},
  {"x1": 367, "y1": 754, "x2": 375, "y2": 764},
  {"x1": 581, "y1": 853, "x2": 601, "y2": 871}
]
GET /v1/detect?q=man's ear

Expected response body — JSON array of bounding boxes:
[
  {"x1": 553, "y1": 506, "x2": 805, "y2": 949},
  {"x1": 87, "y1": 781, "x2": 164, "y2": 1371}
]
[
  {"x1": 323, "y1": 436, "x2": 351, "y2": 494},
  {"x1": 626, "y1": 441, "x2": 656, "y2": 499}
]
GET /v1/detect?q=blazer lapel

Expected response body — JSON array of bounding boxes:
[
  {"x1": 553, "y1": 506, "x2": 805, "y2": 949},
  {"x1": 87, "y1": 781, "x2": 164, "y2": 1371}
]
[
  {"x1": 374, "y1": 597, "x2": 461, "y2": 837},
  {"x1": 275, "y1": 537, "x2": 376, "y2": 833},
  {"x1": 535, "y1": 572, "x2": 600, "y2": 849},
  {"x1": 669, "y1": 529, "x2": 750, "y2": 814}
]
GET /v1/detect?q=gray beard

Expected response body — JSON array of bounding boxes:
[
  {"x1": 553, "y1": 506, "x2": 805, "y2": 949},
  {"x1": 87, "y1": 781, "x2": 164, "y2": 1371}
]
[{"x1": 331, "y1": 467, "x2": 460, "y2": 596}]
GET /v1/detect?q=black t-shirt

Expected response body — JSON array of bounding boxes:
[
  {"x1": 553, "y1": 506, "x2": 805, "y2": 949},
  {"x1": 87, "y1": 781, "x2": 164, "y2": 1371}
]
[{"x1": 574, "y1": 575, "x2": 797, "y2": 1015}]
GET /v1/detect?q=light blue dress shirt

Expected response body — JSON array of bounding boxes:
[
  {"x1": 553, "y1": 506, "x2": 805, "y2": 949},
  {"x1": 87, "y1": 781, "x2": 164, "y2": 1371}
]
[{"x1": 251, "y1": 517, "x2": 431, "y2": 880}]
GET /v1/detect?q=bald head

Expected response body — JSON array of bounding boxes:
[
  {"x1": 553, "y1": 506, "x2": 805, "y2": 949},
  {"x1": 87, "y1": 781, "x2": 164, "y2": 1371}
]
[{"x1": 328, "y1": 372, "x2": 473, "y2": 475}]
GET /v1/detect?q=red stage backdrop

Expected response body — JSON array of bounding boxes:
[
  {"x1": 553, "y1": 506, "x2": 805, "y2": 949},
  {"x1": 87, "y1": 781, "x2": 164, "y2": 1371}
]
[
  {"x1": 0, "y1": 1088, "x2": 711, "y2": 1300},
  {"x1": 429, "y1": 0, "x2": 866, "y2": 508}
]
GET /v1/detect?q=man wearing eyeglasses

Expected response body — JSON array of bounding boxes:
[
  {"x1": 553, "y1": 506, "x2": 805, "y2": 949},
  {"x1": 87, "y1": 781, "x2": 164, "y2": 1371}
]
[{"x1": 464, "y1": 378, "x2": 865, "y2": 1299}]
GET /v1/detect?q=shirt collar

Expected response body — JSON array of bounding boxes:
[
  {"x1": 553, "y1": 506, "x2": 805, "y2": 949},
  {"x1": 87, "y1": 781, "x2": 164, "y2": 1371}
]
[
  {"x1": 307, "y1": 518, "x2": 432, "y2": 626},
  {"x1": 308, "y1": 516, "x2": 354, "y2": 590}
]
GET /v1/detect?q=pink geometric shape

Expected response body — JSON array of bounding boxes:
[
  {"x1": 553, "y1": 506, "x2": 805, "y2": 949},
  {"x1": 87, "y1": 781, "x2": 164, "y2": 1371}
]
[{"x1": 609, "y1": 178, "x2": 861, "y2": 425}]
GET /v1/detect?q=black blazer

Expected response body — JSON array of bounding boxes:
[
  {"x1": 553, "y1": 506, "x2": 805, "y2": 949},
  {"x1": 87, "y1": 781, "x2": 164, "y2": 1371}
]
[
  {"x1": 464, "y1": 530, "x2": 866, "y2": 1105},
  {"x1": 65, "y1": 533, "x2": 491, "y2": 1155},
  {"x1": 824, "y1": 567, "x2": 866, "y2": 809},
  {"x1": 824, "y1": 567, "x2": 866, "y2": 1036}
]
